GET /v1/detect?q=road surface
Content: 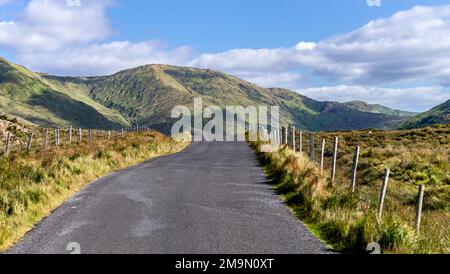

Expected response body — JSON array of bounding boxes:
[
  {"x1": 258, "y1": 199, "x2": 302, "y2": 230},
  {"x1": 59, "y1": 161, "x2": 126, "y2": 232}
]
[{"x1": 8, "y1": 142, "x2": 331, "y2": 254}]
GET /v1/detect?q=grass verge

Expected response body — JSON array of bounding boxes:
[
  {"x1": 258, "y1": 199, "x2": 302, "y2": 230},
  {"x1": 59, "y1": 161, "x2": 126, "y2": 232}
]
[
  {"x1": 250, "y1": 126, "x2": 449, "y2": 254},
  {"x1": 0, "y1": 131, "x2": 190, "y2": 252}
]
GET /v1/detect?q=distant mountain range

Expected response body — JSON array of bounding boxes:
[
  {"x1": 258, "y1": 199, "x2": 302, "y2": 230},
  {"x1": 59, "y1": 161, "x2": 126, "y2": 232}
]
[
  {"x1": 396, "y1": 100, "x2": 450, "y2": 129},
  {"x1": 0, "y1": 56, "x2": 448, "y2": 132},
  {"x1": 343, "y1": 101, "x2": 417, "y2": 117}
]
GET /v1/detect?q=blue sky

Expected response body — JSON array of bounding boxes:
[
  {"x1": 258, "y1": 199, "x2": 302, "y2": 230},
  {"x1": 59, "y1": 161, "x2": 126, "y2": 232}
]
[
  {"x1": 0, "y1": 0, "x2": 450, "y2": 111},
  {"x1": 106, "y1": 0, "x2": 450, "y2": 51}
]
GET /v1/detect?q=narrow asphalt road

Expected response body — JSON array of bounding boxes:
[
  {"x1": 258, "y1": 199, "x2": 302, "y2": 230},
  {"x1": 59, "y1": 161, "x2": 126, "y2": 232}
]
[{"x1": 8, "y1": 142, "x2": 331, "y2": 254}]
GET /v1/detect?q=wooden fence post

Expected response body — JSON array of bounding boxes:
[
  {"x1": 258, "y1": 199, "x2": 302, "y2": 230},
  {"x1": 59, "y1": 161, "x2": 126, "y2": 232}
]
[
  {"x1": 415, "y1": 185, "x2": 425, "y2": 234},
  {"x1": 287, "y1": 126, "x2": 291, "y2": 148},
  {"x1": 69, "y1": 125, "x2": 73, "y2": 143},
  {"x1": 350, "y1": 146, "x2": 360, "y2": 192},
  {"x1": 331, "y1": 137, "x2": 339, "y2": 184},
  {"x1": 5, "y1": 132, "x2": 11, "y2": 155},
  {"x1": 108, "y1": 130, "x2": 111, "y2": 140},
  {"x1": 299, "y1": 130, "x2": 303, "y2": 155},
  {"x1": 121, "y1": 128, "x2": 124, "y2": 138},
  {"x1": 54, "y1": 129, "x2": 58, "y2": 146},
  {"x1": 78, "y1": 128, "x2": 82, "y2": 142},
  {"x1": 57, "y1": 129, "x2": 60, "y2": 146},
  {"x1": 44, "y1": 129, "x2": 49, "y2": 150},
  {"x1": 320, "y1": 139, "x2": 326, "y2": 173},
  {"x1": 378, "y1": 168, "x2": 390, "y2": 221},
  {"x1": 291, "y1": 126, "x2": 296, "y2": 151},
  {"x1": 89, "y1": 130, "x2": 92, "y2": 143},
  {"x1": 27, "y1": 132, "x2": 34, "y2": 150},
  {"x1": 295, "y1": 130, "x2": 299, "y2": 152},
  {"x1": 278, "y1": 129, "x2": 281, "y2": 145},
  {"x1": 284, "y1": 127, "x2": 288, "y2": 145},
  {"x1": 310, "y1": 132, "x2": 315, "y2": 161},
  {"x1": 274, "y1": 129, "x2": 278, "y2": 145}
]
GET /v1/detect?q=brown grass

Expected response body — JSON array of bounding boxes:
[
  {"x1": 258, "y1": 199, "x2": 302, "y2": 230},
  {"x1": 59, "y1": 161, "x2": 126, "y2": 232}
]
[
  {"x1": 251, "y1": 124, "x2": 449, "y2": 254},
  {"x1": 0, "y1": 131, "x2": 190, "y2": 252}
]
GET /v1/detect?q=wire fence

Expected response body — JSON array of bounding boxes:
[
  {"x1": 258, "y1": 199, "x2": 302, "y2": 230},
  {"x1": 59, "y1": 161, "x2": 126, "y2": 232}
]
[
  {"x1": 255, "y1": 125, "x2": 428, "y2": 234},
  {"x1": 0, "y1": 125, "x2": 152, "y2": 157}
]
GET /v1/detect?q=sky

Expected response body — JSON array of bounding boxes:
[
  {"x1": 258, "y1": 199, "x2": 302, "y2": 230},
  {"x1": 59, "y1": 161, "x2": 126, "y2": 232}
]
[{"x1": 0, "y1": 0, "x2": 450, "y2": 112}]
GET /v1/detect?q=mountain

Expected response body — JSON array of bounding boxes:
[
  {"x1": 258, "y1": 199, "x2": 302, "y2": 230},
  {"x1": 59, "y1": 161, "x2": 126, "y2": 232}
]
[
  {"x1": 1, "y1": 56, "x2": 411, "y2": 132},
  {"x1": 46, "y1": 65, "x2": 411, "y2": 132},
  {"x1": 344, "y1": 101, "x2": 417, "y2": 117},
  {"x1": 397, "y1": 100, "x2": 450, "y2": 129},
  {"x1": 0, "y1": 57, "x2": 128, "y2": 128}
]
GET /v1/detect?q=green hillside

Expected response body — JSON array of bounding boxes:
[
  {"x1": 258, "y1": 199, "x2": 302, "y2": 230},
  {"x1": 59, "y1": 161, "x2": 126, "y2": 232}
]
[
  {"x1": 1, "y1": 56, "x2": 416, "y2": 132},
  {"x1": 344, "y1": 100, "x2": 417, "y2": 117},
  {"x1": 43, "y1": 64, "x2": 408, "y2": 132},
  {"x1": 397, "y1": 100, "x2": 450, "y2": 129},
  {"x1": 0, "y1": 57, "x2": 128, "y2": 129}
]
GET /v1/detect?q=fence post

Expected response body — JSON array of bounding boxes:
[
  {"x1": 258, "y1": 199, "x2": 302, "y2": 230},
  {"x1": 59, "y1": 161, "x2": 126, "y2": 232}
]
[
  {"x1": 280, "y1": 127, "x2": 284, "y2": 144},
  {"x1": 89, "y1": 130, "x2": 92, "y2": 143},
  {"x1": 44, "y1": 129, "x2": 49, "y2": 150},
  {"x1": 54, "y1": 129, "x2": 58, "y2": 146},
  {"x1": 69, "y1": 125, "x2": 73, "y2": 143},
  {"x1": 320, "y1": 139, "x2": 326, "y2": 173},
  {"x1": 291, "y1": 126, "x2": 296, "y2": 151},
  {"x1": 415, "y1": 185, "x2": 425, "y2": 235},
  {"x1": 287, "y1": 126, "x2": 291, "y2": 148},
  {"x1": 78, "y1": 128, "x2": 82, "y2": 142},
  {"x1": 277, "y1": 129, "x2": 281, "y2": 145},
  {"x1": 121, "y1": 128, "x2": 124, "y2": 138},
  {"x1": 5, "y1": 132, "x2": 11, "y2": 155},
  {"x1": 299, "y1": 130, "x2": 303, "y2": 155},
  {"x1": 57, "y1": 129, "x2": 60, "y2": 146},
  {"x1": 27, "y1": 132, "x2": 34, "y2": 150},
  {"x1": 278, "y1": 127, "x2": 281, "y2": 144},
  {"x1": 108, "y1": 130, "x2": 111, "y2": 140},
  {"x1": 331, "y1": 137, "x2": 339, "y2": 184},
  {"x1": 309, "y1": 132, "x2": 315, "y2": 161},
  {"x1": 284, "y1": 127, "x2": 288, "y2": 145},
  {"x1": 378, "y1": 168, "x2": 390, "y2": 221},
  {"x1": 350, "y1": 146, "x2": 360, "y2": 192}
]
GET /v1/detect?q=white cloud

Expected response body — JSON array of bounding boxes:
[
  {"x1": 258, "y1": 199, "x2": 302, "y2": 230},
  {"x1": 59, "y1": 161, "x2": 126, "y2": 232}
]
[
  {"x1": 0, "y1": 1, "x2": 449, "y2": 111},
  {"x1": 239, "y1": 72, "x2": 302, "y2": 89},
  {"x1": 0, "y1": 0, "x2": 113, "y2": 52},
  {"x1": 0, "y1": 0, "x2": 193, "y2": 76},
  {"x1": 18, "y1": 41, "x2": 194, "y2": 76},
  {"x1": 300, "y1": 85, "x2": 447, "y2": 112},
  {"x1": 192, "y1": 5, "x2": 450, "y2": 88}
]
